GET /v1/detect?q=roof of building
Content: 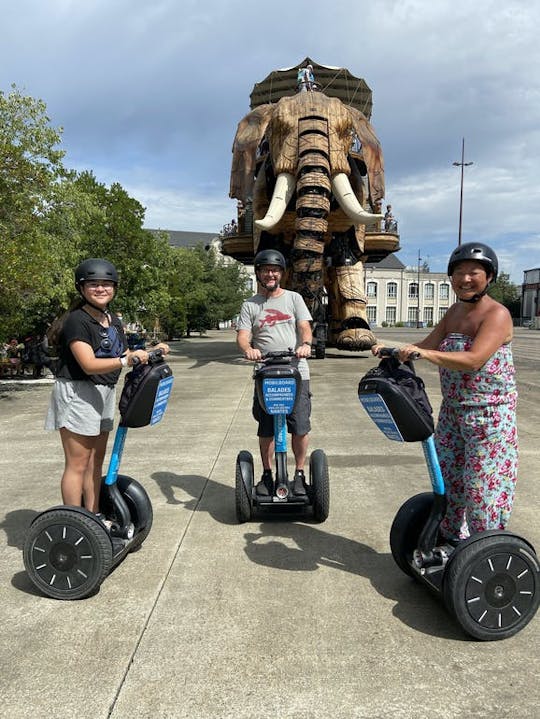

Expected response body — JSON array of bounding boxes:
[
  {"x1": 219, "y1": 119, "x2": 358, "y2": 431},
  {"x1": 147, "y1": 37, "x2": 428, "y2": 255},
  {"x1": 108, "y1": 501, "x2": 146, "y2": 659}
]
[
  {"x1": 147, "y1": 229, "x2": 218, "y2": 249},
  {"x1": 365, "y1": 253, "x2": 406, "y2": 270}
]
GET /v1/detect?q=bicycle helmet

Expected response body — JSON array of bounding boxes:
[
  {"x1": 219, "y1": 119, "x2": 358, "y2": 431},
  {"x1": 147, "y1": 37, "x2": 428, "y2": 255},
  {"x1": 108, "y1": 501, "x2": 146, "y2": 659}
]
[
  {"x1": 75, "y1": 258, "x2": 119, "y2": 290},
  {"x1": 254, "y1": 249, "x2": 287, "y2": 271},
  {"x1": 447, "y1": 242, "x2": 498, "y2": 282}
]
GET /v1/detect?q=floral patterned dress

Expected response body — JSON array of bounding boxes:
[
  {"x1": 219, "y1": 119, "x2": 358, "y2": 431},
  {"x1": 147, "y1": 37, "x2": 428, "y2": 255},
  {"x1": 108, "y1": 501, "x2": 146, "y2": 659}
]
[{"x1": 435, "y1": 333, "x2": 518, "y2": 541}]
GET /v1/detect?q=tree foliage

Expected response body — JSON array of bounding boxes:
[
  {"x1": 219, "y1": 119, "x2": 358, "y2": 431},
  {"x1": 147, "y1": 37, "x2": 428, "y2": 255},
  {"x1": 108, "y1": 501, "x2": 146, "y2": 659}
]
[
  {"x1": 488, "y1": 271, "x2": 521, "y2": 317},
  {"x1": 0, "y1": 86, "x2": 249, "y2": 341}
]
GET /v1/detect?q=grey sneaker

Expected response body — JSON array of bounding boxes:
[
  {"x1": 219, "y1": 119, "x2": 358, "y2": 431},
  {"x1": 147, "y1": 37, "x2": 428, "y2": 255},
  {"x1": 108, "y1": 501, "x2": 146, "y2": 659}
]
[{"x1": 293, "y1": 469, "x2": 307, "y2": 496}]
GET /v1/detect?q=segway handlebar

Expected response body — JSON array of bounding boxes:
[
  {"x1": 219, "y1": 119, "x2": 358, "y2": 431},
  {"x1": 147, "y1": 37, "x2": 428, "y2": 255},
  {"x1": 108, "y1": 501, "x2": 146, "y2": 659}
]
[
  {"x1": 260, "y1": 349, "x2": 296, "y2": 365},
  {"x1": 375, "y1": 347, "x2": 421, "y2": 361},
  {"x1": 130, "y1": 348, "x2": 164, "y2": 367}
]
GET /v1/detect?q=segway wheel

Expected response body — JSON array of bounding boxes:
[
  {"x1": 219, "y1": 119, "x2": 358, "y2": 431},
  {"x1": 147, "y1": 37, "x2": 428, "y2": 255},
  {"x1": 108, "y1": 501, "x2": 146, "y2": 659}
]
[
  {"x1": 314, "y1": 326, "x2": 326, "y2": 359},
  {"x1": 99, "y1": 475, "x2": 153, "y2": 552},
  {"x1": 23, "y1": 509, "x2": 112, "y2": 600},
  {"x1": 443, "y1": 534, "x2": 540, "y2": 641},
  {"x1": 389, "y1": 492, "x2": 434, "y2": 577},
  {"x1": 310, "y1": 449, "x2": 329, "y2": 522},
  {"x1": 235, "y1": 450, "x2": 254, "y2": 523}
]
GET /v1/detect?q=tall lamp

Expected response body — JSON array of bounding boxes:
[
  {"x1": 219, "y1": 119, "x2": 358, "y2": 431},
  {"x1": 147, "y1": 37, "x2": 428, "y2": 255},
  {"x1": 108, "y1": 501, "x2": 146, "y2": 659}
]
[{"x1": 452, "y1": 137, "x2": 473, "y2": 246}]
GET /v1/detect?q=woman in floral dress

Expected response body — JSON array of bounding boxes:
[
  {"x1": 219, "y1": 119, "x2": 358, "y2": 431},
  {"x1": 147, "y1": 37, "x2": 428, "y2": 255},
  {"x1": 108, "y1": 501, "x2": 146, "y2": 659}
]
[{"x1": 373, "y1": 242, "x2": 517, "y2": 543}]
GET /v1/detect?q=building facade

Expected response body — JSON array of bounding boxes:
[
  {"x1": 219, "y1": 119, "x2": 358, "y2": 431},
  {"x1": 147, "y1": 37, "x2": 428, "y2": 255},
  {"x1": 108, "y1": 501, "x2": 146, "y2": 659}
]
[
  {"x1": 521, "y1": 267, "x2": 540, "y2": 328},
  {"x1": 364, "y1": 255, "x2": 455, "y2": 327}
]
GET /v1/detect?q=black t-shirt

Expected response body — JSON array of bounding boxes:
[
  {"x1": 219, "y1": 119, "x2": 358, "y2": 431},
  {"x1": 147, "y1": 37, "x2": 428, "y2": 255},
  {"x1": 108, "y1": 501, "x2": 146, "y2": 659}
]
[{"x1": 56, "y1": 308, "x2": 128, "y2": 386}]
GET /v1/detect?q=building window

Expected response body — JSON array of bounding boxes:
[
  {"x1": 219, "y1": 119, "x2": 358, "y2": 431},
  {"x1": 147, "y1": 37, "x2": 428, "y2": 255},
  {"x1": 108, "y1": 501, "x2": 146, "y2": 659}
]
[
  {"x1": 408, "y1": 282, "x2": 418, "y2": 299},
  {"x1": 367, "y1": 281, "x2": 377, "y2": 299},
  {"x1": 387, "y1": 282, "x2": 397, "y2": 299},
  {"x1": 407, "y1": 307, "x2": 417, "y2": 324},
  {"x1": 439, "y1": 283, "x2": 450, "y2": 300},
  {"x1": 438, "y1": 307, "x2": 447, "y2": 322},
  {"x1": 385, "y1": 307, "x2": 396, "y2": 325},
  {"x1": 367, "y1": 306, "x2": 377, "y2": 325},
  {"x1": 424, "y1": 283, "x2": 434, "y2": 300},
  {"x1": 423, "y1": 307, "x2": 433, "y2": 325}
]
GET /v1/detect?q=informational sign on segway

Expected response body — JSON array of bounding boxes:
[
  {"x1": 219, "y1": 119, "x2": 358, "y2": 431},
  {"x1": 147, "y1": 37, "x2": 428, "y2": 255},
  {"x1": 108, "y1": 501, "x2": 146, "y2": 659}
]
[
  {"x1": 359, "y1": 394, "x2": 404, "y2": 442},
  {"x1": 150, "y1": 375, "x2": 175, "y2": 425}
]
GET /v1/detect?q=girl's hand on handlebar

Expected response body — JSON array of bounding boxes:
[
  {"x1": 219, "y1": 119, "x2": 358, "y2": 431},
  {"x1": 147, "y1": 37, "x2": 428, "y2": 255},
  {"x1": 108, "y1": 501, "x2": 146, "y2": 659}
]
[
  {"x1": 371, "y1": 343, "x2": 384, "y2": 356},
  {"x1": 128, "y1": 349, "x2": 150, "y2": 366},
  {"x1": 152, "y1": 342, "x2": 170, "y2": 354}
]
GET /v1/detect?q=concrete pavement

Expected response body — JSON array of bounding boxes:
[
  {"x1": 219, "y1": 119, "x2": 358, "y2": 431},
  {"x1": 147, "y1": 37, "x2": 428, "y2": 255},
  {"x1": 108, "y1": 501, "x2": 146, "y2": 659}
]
[{"x1": 1, "y1": 328, "x2": 540, "y2": 719}]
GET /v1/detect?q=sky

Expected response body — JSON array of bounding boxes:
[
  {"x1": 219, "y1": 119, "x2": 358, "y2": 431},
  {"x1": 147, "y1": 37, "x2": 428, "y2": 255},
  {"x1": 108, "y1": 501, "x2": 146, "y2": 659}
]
[{"x1": 2, "y1": 0, "x2": 540, "y2": 283}]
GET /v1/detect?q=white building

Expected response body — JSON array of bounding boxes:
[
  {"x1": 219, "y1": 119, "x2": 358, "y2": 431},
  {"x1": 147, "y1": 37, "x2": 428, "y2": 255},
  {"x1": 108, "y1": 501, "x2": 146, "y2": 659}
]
[{"x1": 364, "y1": 254, "x2": 456, "y2": 328}]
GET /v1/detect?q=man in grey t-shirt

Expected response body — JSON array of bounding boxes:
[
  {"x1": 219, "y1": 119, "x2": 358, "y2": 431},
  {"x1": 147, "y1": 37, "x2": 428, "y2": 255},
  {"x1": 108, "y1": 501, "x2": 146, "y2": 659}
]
[{"x1": 237, "y1": 249, "x2": 313, "y2": 497}]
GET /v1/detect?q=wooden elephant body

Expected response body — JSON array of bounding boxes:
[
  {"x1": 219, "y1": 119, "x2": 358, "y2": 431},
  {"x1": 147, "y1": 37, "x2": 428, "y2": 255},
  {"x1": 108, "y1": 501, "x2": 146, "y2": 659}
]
[{"x1": 228, "y1": 88, "x2": 396, "y2": 353}]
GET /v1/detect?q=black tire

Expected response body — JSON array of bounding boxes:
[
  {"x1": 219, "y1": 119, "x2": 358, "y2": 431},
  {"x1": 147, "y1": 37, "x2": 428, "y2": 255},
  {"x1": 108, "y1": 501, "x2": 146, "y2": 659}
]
[
  {"x1": 310, "y1": 449, "x2": 329, "y2": 522},
  {"x1": 314, "y1": 325, "x2": 326, "y2": 359},
  {"x1": 23, "y1": 509, "x2": 112, "y2": 600},
  {"x1": 235, "y1": 450, "x2": 254, "y2": 523},
  {"x1": 389, "y1": 492, "x2": 434, "y2": 577},
  {"x1": 99, "y1": 475, "x2": 153, "y2": 552},
  {"x1": 443, "y1": 534, "x2": 540, "y2": 641}
]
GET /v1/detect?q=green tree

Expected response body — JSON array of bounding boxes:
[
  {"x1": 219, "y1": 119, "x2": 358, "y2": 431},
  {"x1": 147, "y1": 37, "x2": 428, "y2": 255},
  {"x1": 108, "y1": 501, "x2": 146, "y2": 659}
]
[
  {"x1": 489, "y1": 272, "x2": 521, "y2": 317},
  {"x1": 0, "y1": 85, "x2": 68, "y2": 336}
]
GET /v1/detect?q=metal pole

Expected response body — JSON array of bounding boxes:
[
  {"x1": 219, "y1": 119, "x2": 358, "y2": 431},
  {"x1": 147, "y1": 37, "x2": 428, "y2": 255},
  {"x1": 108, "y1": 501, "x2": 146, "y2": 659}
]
[
  {"x1": 417, "y1": 250, "x2": 421, "y2": 328},
  {"x1": 452, "y1": 137, "x2": 473, "y2": 246}
]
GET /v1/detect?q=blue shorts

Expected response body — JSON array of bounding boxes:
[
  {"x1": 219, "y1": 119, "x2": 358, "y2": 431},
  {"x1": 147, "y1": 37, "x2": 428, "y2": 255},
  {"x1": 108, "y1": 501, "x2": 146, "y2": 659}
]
[{"x1": 252, "y1": 380, "x2": 311, "y2": 437}]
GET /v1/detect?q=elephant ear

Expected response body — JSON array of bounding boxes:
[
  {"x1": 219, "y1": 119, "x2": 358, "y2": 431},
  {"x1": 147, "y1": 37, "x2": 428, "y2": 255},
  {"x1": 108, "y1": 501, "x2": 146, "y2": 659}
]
[
  {"x1": 349, "y1": 108, "x2": 385, "y2": 204},
  {"x1": 230, "y1": 104, "x2": 273, "y2": 201}
]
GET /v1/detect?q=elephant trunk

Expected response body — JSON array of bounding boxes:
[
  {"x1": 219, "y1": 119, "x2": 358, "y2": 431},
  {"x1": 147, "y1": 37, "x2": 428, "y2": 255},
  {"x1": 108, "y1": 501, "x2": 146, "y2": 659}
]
[
  {"x1": 254, "y1": 173, "x2": 296, "y2": 230},
  {"x1": 332, "y1": 173, "x2": 383, "y2": 225},
  {"x1": 290, "y1": 116, "x2": 331, "y2": 313}
]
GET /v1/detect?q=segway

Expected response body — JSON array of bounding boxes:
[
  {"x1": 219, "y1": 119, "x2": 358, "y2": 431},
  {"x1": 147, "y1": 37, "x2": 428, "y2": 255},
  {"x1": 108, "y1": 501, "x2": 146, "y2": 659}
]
[
  {"x1": 23, "y1": 350, "x2": 174, "y2": 600},
  {"x1": 358, "y1": 348, "x2": 540, "y2": 640},
  {"x1": 235, "y1": 350, "x2": 329, "y2": 523}
]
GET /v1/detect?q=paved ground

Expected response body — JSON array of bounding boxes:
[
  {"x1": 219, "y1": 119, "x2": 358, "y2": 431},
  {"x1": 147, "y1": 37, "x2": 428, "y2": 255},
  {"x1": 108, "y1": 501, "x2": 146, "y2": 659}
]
[{"x1": 1, "y1": 327, "x2": 540, "y2": 719}]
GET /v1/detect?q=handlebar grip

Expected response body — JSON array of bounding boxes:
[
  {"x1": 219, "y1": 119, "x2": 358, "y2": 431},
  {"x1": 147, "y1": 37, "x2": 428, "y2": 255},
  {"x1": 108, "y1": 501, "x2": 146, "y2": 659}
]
[{"x1": 130, "y1": 349, "x2": 163, "y2": 367}]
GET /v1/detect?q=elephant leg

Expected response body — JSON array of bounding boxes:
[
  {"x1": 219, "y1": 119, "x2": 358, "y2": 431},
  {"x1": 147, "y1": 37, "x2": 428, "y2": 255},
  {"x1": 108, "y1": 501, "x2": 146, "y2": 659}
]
[{"x1": 326, "y1": 260, "x2": 376, "y2": 351}]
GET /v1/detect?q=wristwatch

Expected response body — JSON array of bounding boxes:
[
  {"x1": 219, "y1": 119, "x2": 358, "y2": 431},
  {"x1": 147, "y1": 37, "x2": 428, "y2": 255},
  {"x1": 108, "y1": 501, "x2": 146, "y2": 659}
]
[{"x1": 302, "y1": 341, "x2": 312, "y2": 347}]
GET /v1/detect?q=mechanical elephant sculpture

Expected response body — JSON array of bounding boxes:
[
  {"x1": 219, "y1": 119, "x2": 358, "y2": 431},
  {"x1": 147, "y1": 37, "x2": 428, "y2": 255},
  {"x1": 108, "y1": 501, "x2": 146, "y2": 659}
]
[{"x1": 230, "y1": 89, "x2": 385, "y2": 352}]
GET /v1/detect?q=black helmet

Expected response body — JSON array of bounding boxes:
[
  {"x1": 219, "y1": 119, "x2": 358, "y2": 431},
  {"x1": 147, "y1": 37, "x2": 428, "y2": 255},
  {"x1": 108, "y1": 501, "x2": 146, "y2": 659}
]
[
  {"x1": 254, "y1": 249, "x2": 286, "y2": 271},
  {"x1": 447, "y1": 242, "x2": 498, "y2": 282},
  {"x1": 75, "y1": 258, "x2": 119, "y2": 290}
]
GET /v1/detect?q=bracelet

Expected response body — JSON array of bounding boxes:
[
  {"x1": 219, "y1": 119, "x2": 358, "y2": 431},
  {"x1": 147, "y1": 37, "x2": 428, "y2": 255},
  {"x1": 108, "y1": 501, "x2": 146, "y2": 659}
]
[
  {"x1": 119, "y1": 356, "x2": 128, "y2": 367},
  {"x1": 302, "y1": 341, "x2": 312, "y2": 347}
]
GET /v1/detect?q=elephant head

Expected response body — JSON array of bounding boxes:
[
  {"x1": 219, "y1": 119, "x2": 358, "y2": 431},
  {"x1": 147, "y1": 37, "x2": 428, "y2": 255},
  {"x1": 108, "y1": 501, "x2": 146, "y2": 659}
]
[{"x1": 230, "y1": 91, "x2": 384, "y2": 237}]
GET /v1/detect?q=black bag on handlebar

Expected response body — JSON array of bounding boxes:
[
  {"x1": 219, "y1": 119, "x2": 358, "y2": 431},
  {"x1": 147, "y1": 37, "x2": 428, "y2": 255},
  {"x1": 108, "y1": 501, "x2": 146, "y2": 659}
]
[
  {"x1": 119, "y1": 359, "x2": 173, "y2": 428},
  {"x1": 358, "y1": 356, "x2": 434, "y2": 442}
]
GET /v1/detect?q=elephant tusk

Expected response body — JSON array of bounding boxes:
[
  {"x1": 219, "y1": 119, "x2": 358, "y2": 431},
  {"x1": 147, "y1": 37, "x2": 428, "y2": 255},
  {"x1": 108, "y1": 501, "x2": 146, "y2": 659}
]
[
  {"x1": 331, "y1": 173, "x2": 384, "y2": 225},
  {"x1": 255, "y1": 173, "x2": 296, "y2": 230}
]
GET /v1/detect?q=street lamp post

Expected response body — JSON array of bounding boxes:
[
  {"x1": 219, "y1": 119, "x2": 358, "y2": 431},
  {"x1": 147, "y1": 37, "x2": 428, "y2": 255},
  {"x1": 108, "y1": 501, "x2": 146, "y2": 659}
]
[
  {"x1": 416, "y1": 250, "x2": 422, "y2": 328},
  {"x1": 452, "y1": 137, "x2": 473, "y2": 246}
]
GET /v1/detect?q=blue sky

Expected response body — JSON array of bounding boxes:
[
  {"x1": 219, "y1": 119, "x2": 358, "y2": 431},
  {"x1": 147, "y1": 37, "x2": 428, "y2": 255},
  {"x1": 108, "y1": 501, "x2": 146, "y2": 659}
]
[{"x1": 2, "y1": 0, "x2": 540, "y2": 282}]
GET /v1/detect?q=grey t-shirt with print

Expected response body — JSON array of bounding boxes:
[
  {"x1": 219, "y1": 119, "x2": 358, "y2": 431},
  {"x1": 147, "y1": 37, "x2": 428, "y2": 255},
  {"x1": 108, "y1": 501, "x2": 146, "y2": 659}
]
[{"x1": 237, "y1": 289, "x2": 312, "y2": 379}]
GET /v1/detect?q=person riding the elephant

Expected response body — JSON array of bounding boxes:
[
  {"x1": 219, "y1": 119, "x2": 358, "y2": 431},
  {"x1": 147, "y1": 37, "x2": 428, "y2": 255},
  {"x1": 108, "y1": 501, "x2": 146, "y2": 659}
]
[{"x1": 236, "y1": 249, "x2": 313, "y2": 497}]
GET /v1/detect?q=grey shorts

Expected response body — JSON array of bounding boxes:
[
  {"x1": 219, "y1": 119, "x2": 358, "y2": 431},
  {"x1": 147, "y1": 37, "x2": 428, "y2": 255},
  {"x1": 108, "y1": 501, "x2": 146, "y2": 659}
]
[
  {"x1": 45, "y1": 378, "x2": 116, "y2": 436},
  {"x1": 253, "y1": 380, "x2": 311, "y2": 437}
]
